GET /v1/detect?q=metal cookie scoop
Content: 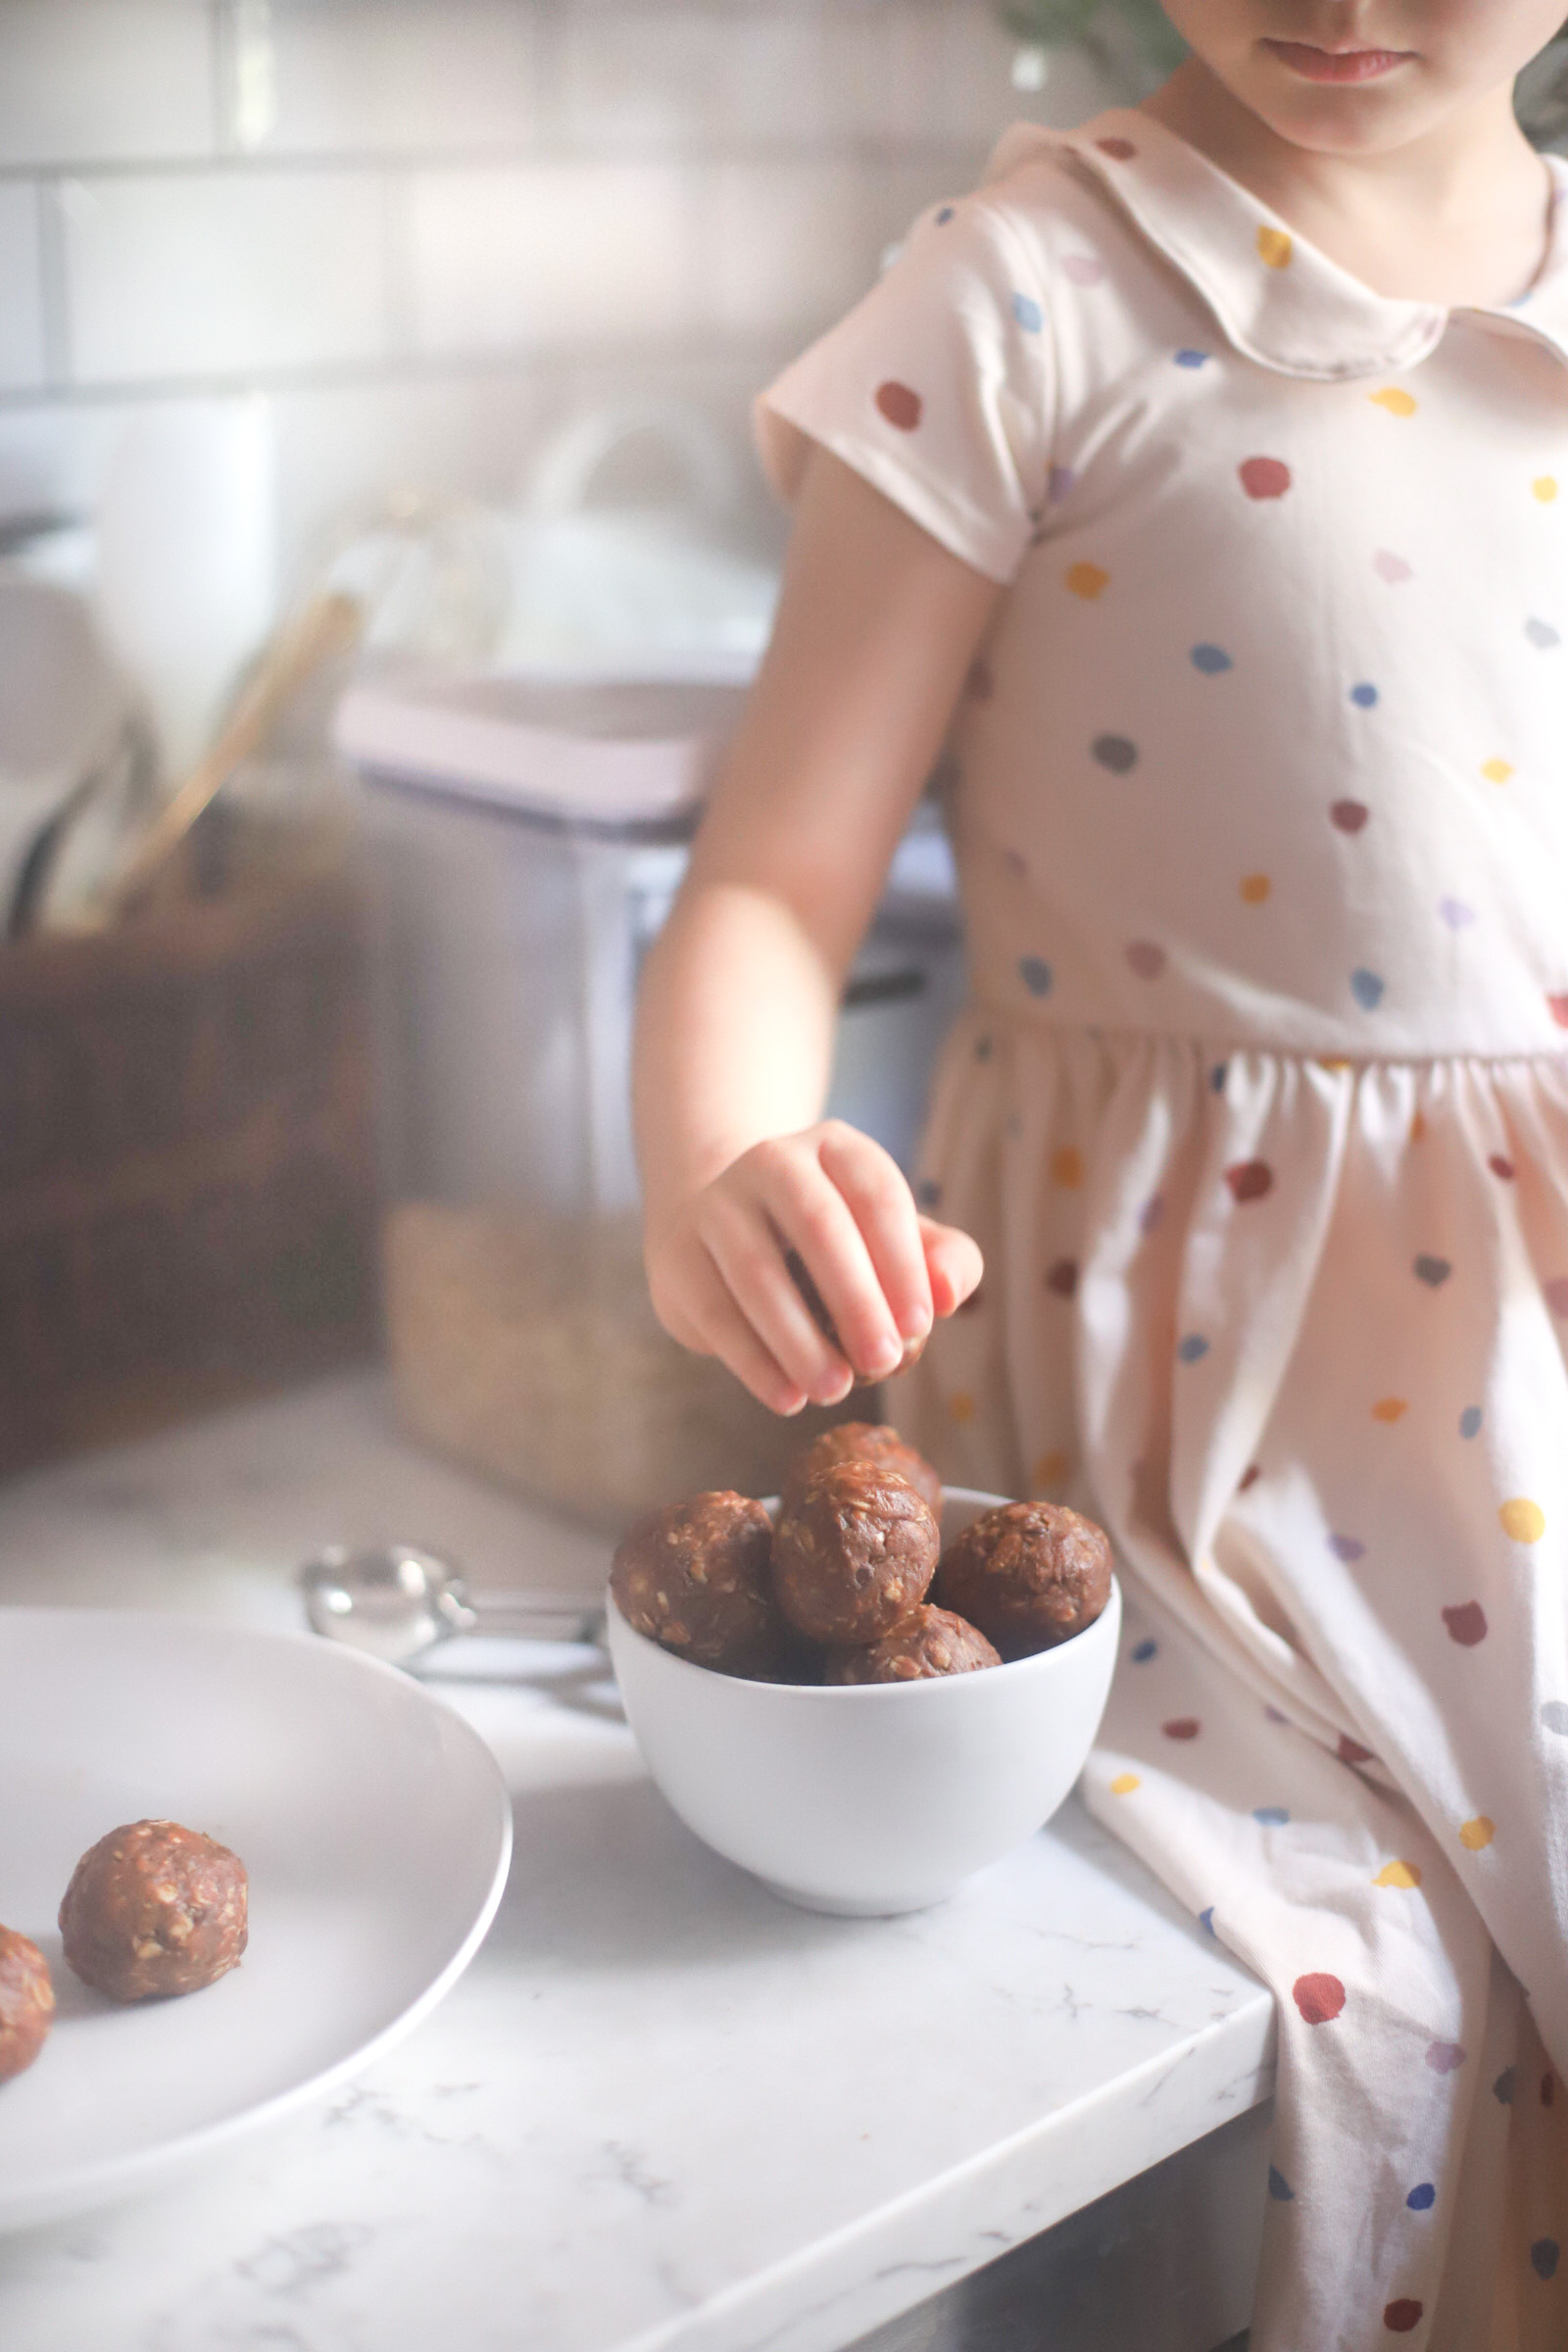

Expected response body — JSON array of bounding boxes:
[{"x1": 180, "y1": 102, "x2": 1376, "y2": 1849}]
[{"x1": 300, "y1": 1544, "x2": 606, "y2": 1669}]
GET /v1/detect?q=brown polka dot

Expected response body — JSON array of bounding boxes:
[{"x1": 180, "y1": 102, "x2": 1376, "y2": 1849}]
[
  {"x1": 1096, "y1": 135, "x2": 1137, "y2": 160},
  {"x1": 1338, "y1": 1734, "x2": 1376, "y2": 1766},
  {"x1": 1239, "y1": 456, "x2": 1292, "y2": 501},
  {"x1": 1489, "y1": 1154, "x2": 1516, "y2": 1180},
  {"x1": 1161, "y1": 1717, "x2": 1200, "y2": 1740},
  {"x1": 1045, "y1": 1257, "x2": 1079, "y2": 1299},
  {"x1": 1225, "y1": 1159, "x2": 1274, "y2": 1203},
  {"x1": 1331, "y1": 799, "x2": 1369, "y2": 834},
  {"x1": 875, "y1": 380, "x2": 922, "y2": 431},
  {"x1": 1384, "y1": 2301, "x2": 1423, "y2": 2334},
  {"x1": 1238, "y1": 1463, "x2": 1262, "y2": 1492}
]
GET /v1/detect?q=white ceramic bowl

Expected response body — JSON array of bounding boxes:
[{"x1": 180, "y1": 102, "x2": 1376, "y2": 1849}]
[{"x1": 607, "y1": 1488, "x2": 1120, "y2": 1916}]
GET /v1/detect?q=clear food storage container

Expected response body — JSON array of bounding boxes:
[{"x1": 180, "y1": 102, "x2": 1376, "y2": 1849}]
[{"x1": 336, "y1": 667, "x2": 964, "y2": 1531}]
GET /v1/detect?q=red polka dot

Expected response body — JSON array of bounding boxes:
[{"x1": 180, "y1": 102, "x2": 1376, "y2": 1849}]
[
  {"x1": 1549, "y1": 994, "x2": 1568, "y2": 1029},
  {"x1": 1331, "y1": 799, "x2": 1370, "y2": 834},
  {"x1": 1162, "y1": 1717, "x2": 1201, "y2": 1740},
  {"x1": 875, "y1": 381, "x2": 922, "y2": 431},
  {"x1": 1239, "y1": 456, "x2": 1292, "y2": 500},
  {"x1": 1293, "y1": 1972, "x2": 1347, "y2": 2025},
  {"x1": 1384, "y1": 2301, "x2": 1423, "y2": 2334},
  {"x1": 1338, "y1": 1734, "x2": 1375, "y2": 1766},
  {"x1": 1096, "y1": 135, "x2": 1137, "y2": 159},
  {"x1": 1489, "y1": 1154, "x2": 1517, "y2": 1180},
  {"x1": 1443, "y1": 1601, "x2": 1488, "y2": 1647},
  {"x1": 1046, "y1": 1257, "x2": 1079, "y2": 1299},
  {"x1": 1239, "y1": 1463, "x2": 1262, "y2": 1491},
  {"x1": 1225, "y1": 1159, "x2": 1274, "y2": 1203}
]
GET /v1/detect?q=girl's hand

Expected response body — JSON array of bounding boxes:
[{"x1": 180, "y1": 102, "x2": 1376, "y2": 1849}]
[{"x1": 645, "y1": 1119, "x2": 983, "y2": 1416}]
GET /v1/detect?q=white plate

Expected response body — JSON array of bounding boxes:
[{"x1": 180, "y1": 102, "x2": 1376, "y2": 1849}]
[{"x1": 0, "y1": 1610, "x2": 513, "y2": 2230}]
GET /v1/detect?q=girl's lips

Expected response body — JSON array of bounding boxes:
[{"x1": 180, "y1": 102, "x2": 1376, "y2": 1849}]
[{"x1": 1261, "y1": 37, "x2": 1414, "y2": 82}]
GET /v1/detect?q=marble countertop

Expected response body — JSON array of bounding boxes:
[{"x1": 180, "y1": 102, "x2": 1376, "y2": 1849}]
[{"x1": 0, "y1": 1374, "x2": 1275, "y2": 2352}]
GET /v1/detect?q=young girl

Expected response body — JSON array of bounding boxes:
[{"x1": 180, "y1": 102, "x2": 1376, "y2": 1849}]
[{"x1": 634, "y1": 6, "x2": 1568, "y2": 2342}]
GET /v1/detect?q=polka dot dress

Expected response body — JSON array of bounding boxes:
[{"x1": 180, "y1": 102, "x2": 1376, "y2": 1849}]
[{"x1": 759, "y1": 109, "x2": 1568, "y2": 2351}]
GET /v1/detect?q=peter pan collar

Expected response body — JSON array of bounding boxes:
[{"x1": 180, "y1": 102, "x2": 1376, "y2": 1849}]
[{"x1": 985, "y1": 107, "x2": 1568, "y2": 382}]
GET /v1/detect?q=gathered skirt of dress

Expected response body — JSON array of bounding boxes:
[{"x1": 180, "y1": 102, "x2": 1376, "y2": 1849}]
[{"x1": 904, "y1": 1010, "x2": 1568, "y2": 2349}]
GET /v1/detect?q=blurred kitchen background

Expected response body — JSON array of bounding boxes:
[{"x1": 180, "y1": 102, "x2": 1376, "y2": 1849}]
[{"x1": 2, "y1": 0, "x2": 1564, "y2": 1527}]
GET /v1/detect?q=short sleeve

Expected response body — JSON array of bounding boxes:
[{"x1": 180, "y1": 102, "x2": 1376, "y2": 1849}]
[{"x1": 754, "y1": 196, "x2": 1055, "y2": 585}]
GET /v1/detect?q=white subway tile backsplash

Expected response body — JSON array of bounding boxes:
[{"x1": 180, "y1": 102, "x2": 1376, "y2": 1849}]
[
  {"x1": 409, "y1": 162, "x2": 691, "y2": 353},
  {"x1": 0, "y1": 0, "x2": 214, "y2": 168},
  {"x1": 698, "y1": 159, "x2": 882, "y2": 340},
  {"x1": 252, "y1": 0, "x2": 539, "y2": 157},
  {"x1": 0, "y1": 185, "x2": 47, "y2": 392},
  {"x1": 557, "y1": 6, "x2": 839, "y2": 148},
  {"x1": 60, "y1": 169, "x2": 394, "y2": 384}
]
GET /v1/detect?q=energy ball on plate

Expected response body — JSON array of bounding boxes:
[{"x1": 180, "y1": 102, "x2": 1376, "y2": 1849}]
[
  {"x1": 59, "y1": 1819, "x2": 248, "y2": 2002},
  {"x1": 611, "y1": 1491, "x2": 784, "y2": 1675},
  {"x1": 773, "y1": 1460, "x2": 939, "y2": 1647},
  {"x1": 824, "y1": 1605, "x2": 1001, "y2": 1685},
  {"x1": 934, "y1": 1500, "x2": 1112, "y2": 1660},
  {"x1": 780, "y1": 1421, "x2": 943, "y2": 1518},
  {"x1": 0, "y1": 1926, "x2": 54, "y2": 2082}
]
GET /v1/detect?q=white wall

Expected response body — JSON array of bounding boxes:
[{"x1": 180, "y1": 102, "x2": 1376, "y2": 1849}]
[{"x1": 0, "y1": 0, "x2": 1119, "y2": 591}]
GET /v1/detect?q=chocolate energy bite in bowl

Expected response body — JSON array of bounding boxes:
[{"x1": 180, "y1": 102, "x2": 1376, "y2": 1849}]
[
  {"x1": 59, "y1": 1819, "x2": 248, "y2": 2002},
  {"x1": 772, "y1": 1459, "x2": 939, "y2": 1646},
  {"x1": 0, "y1": 1926, "x2": 54, "y2": 2081},
  {"x1": 780, "y1": 1421, "x2": 943, "y2": 1519},
  {"x1": 824, "y1": 1605, "x2": 1000, "y2": 1685},
  {"x1": 934, "y1": 1500, "x2": 1113, "y2": 1660},
  {"x1": 611, "y1": 1491, "x2": 787, "y2": 1677}
]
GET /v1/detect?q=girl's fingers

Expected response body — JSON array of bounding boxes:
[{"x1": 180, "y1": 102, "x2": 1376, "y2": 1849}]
[
  {"x1": 700, "y1": 1192, "x2": 857, "y2": 1404},
  {"x1": 679, "y1": 1243, "x2": 812, "y2": 1415},
  {"x1": 919, "y1": 1215, "x2": 984, "y2": 1319},
  {"x1": 817, "y1": 1124, "x2": 933, "y2": 1347},
  {"x1": 749, "y1": 1152, "x2": 907, "y2": 1382}
]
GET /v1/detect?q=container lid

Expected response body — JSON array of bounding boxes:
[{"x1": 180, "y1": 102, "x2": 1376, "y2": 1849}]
[{"x1": 333, "y1": 668, "x2": 748, "y2": 828}]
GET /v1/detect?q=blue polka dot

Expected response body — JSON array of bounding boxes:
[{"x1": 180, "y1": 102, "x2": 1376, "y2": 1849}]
[
  {"x1": 1174, "y1": 348, "x2": 1209, "y2": 368},
  {"x1": 1191, "y1": 643, "x2": 1234, "y2": 675},
  {"x1": 1460, "y1": 1405, "x2": 1483, "y2": 1440},
  {"x1": 1350, "y1": 967, "x2": 1386, "y2": 1010},
  {"x1": 1210, "y1": 1061, "x2": 1229, "y2": 1093},
  {"x1": 974, "y1": 1034, "x2": 994, "y2": 1062},
  {"x1": 1267, "y1": 2166, "x2": 1296, "y2": 2201},
  {"x1": 1406, "y1": 2182, "x2": 1437, "y2": 2212},
  {"x1": 916, "y1": 1178, "x2": 943, "y2": 1209},
  {"x1": 1019, "y1": 956, "x2": 1054, "y2": 998},
  {"x1": 935, "y1": 206, "x2": 956, "y2": 224},
  {"x1": 1047, "y1": 463, "x2": 1075, "y2": 504},
  {"x1": 1199, "y1": 1904, "x2": 1216, "y2": 1936},
  {"x1": 1253, "y1": 1805, "x2": 1290, "y2": 1826},
  {"x1": 1177, "y1": 1334, "x2": 1210, "y2": 1364},
  {"x1": 1132, "y1": 1638, "x2": 1158, "y2": 1663},
  {"x1": 1533, "y1": 2239, "x2": 1561, "y2": 2281},
  {"x1": 1012, "y1": 290, "x2": 1044, "y2": 333},
  {"x1": 1349, "y1": 682, "x2": 1379, "y2": 709}
]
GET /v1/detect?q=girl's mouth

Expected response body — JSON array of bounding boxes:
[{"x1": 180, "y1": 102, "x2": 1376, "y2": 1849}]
[{"x1": 1260, "y1": 37, "x2": 1415, "y2": 82}]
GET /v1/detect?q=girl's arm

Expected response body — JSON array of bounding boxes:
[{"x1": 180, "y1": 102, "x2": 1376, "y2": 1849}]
[{"x1": 635, "y1": 447, "x2": 1001, "y2": 1417}]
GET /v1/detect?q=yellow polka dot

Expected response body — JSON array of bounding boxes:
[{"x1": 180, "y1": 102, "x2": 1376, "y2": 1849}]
[
  {"x1": 1257, "y1": 225, "x2": 1293, "y2": 270},
  {"x1": 1410, "y1": 1109, "x2": 1428, "y2": 1144},
  {"x1": 1373, "y1": 1860, "x2": 1423, "y2": 1889},
  {"x1": 1500, "y1": 1497, "x2": 1546, "y2": 1544},
  {"x1": 1109, "y1": 1772, "x2": 1141, "y2": 1796},
  {"x1": 1482, "y1": 758, "x2": 1514, "y2": 784},
  {"x1": 1033, "y1": 1449, "x2": 1070, "y2": 1491},
  {"x1": 1372, "y1": 1397, "x2": 1408, "y2": 1424},
  {"x1": 948, "y1": 1391, "x2": 975, "y2": 1425},
  {"x1": 1459, "y1": 1816, "x2": 1495, "y2": 1851},
  {"x1": 1065, "y1": 561, "x2": 1109, "y2": 601},
  {"x1": 1369, "y1": 387, "x2": 1418, "y2": 416},
  {"x1": 1316, "y1": 1056, "x2": 1351, "y2": 1073},
  {"x1": 1051, "y1": 1146, "x2": 1084, "y2": 1189},
  {"x1": 1534, "y1": 476, "x2": 1558, "y2": 504},
  {"x1": 1240, "y1": 873, "x2": 1272, "y2": 905}
]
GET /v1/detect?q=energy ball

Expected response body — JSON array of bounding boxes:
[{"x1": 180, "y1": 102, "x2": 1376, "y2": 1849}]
[
  {"x1": 935, "y1": 1500, "x2": 1113, "y2": 1660},
  {"x1": 0, "y1": 1926, "x2": 54, "y2": 2082},
  {"x1": 59, "y1": 1820, "x2": 248, "y2": 2003},
  {"x1": 825, "y1": 1606, "x2": 1001, "y2": 1685},
  {"x1": 611, "y1": 1491, "x2": 784, "y2": 1675},
  {"x1": 773, "y1": 1460, "x2": 939, "y2": 1646},
  {"x1": 781, "y1": 1422, "x2": 942, "y2": 1518}
]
